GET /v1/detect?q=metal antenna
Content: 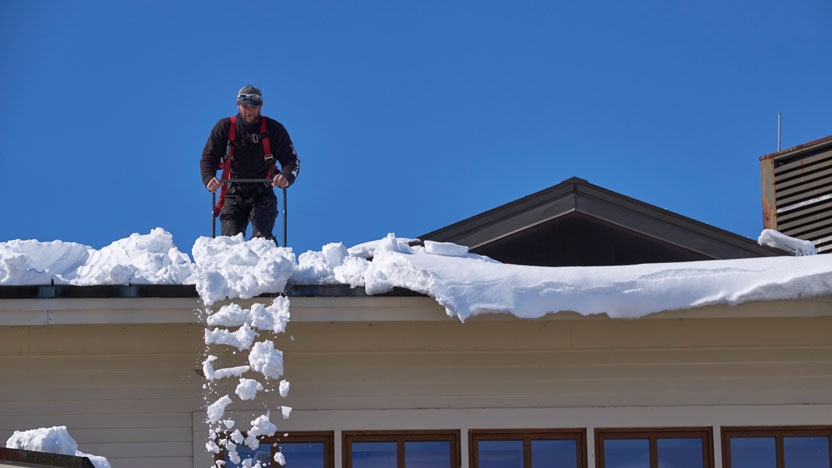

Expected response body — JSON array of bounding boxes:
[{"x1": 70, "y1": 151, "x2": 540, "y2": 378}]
[{"x1": 777, "y1": 112, "x2": 781, "y2": 151}]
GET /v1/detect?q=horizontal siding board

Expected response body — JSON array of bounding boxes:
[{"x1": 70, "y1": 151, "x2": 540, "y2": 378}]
[
  {"x1": 776, "y1": 173, "x2": 832, "y2": 199},
  {"x1": 776, "y1": 198, "x2": 832, "y2": 223},
  {"x1": 279, "y1": 376, "x2": 832, "y2": 409},
  {"x1": 776, "y1": 184, "x2": 832, "y2": 207},
  {"x1": 0, "y1": 324, "x2": 201, "y2": 355},
  {"x1": 101, "y1": 457, "x2": 193, "y2": 468},
  {"x1": 0, "y1": 412, "x2": 192, "y2": 432},
  {"x1": 786, "y1": 223, "x2": 832, "y2": 239},
  {"x1": 0, "y1": 354, "x2": 201, "y2": 370},
  {"x1": 25, "y1": 324, "x2": 203, "y2": 354},
  {"x1": 284, "y1": 360, "x2": 832, "y2": 382},
  {"x1": 48, "y1": 427, "x2": 194, "y2": 444},
  {"x1": 0, "y1": 397, "x2": 203, "y2": 416},
  {"x1": 86, "y1": 441, "x2": 192, "y2": 458},
  {"x1": 282, "y1": 346, "x2": 832, "y2": 366},
  {"x1": 0, "y1": 368, "x2": 201, "y2": 389},
  {"x1": 778, "y1": 208, "x2": 832, "y2": 231},
  {"x1": 773, "y1": 149, "x2": 832, "y2": 175},
  {"x1": 774, "y1": 162, "x2": 832, "y2": 190},
  {"x1": 278, "y1": 317, "x2": 832, "y2": 352}
]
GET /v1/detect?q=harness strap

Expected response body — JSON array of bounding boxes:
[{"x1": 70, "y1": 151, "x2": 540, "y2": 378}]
[
  {"x1": 260, "y1": 117, "x2": 278, "y2": 179},
  {"x1": 213, "y1": 116, "x2": 276, "y2": 218},
  {"x1": 213, "y1": 116, "x2": 237, "y2": 217}
]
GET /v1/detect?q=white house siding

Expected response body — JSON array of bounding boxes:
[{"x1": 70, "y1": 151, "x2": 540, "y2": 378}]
[
  {"x1": 0, "y1": 323, "x2": 204, "y2": 468},
  {"x1": 1, "y1": 295, "x2": 831, "y2": 468}
]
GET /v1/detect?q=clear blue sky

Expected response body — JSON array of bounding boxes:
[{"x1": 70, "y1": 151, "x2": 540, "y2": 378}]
[{"x1": 2, "y1": 0, "x2": 830, "y2": 256}]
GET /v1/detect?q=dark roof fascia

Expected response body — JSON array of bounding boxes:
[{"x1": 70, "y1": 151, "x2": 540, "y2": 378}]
[
  {"x1": 572, "y1": 179, "x2": 782, "y2": 258},
  {"x1": 0, "y1": 283, "x2": 424, "y2": 300},
  {"x1": 421, "y1": 177, "x2": 783, "y2": 258},
  {"x1": 0, "y1": 284, "x2": 199, "y2": 300},
  {"x1": 419, "y1": 177, "x2": 588, "y2": 248},
  {"x1": 0, "y1": 447, "x2": 95, "y2": 468}
]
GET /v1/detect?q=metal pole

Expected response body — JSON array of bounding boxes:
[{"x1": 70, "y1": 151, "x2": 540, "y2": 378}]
[
  {"x1": 777, "y1": 112, "x2": 781, "y2": 151},
  {"x1": 211, "y1": 191, "x2": 216, "y2": 238},
  {"x1": 219, "y1": 178, "x2": 273, "y2": 183},
  {"x1": 282, "y1": 188, "x2": 288, "y2": 247}
]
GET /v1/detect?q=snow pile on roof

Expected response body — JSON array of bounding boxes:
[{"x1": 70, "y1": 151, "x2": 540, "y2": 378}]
[
  {"x1": 192, "y1": 235, "x2": 295, "y2": 306},
  {"x1": 5, "y1": 426, "x2": 110, "y2": 468},
  {"x1": 2, "y1": 229, "x2": 832, "y2": 321},
  {"x1": 359, "y1": 234, "x2": 832, "y2": 321},
  {"x1": 0, "y1": 228, "x2": 193, "y2": 285},
  {"x1": 758, "y1": 228, "x2": 817, "y2": 256}
]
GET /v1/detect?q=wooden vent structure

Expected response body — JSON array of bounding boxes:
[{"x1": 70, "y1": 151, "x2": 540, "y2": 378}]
[{"x1": 760, "y1": 135, "x2": 832, "y2": 253}]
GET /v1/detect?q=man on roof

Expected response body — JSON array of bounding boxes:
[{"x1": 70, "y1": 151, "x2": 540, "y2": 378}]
[{"x1": 201, "y1": 85, "x2": 300, "y2": 243}]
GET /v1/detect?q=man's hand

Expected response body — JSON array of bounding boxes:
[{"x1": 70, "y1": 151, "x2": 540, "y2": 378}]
[
  {"x1": 206, "y1": 177, "x2": 222, "y2": 192},
  {"x1": 273, "y1": 173, "x2": 289, "y2": 189}
]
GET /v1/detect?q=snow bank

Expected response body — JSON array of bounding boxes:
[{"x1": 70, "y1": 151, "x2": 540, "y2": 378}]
[
  {"x1": 5, "y1": 426, "x2": 110, "y2": 468},
  {"x1": 0, "y1": 228, "x2": 192, "y2": 285},
  {"x1": 1, "y1": 229, "x2": 831, "y2": 321}
]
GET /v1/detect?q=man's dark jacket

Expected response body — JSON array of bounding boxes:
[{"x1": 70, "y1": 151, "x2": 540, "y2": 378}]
[{"x1": 200, "y1": 115, "x2": 300, "y2": 195}]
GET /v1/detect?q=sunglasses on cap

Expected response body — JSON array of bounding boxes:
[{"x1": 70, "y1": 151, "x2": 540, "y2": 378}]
[{"x1": 237, "y1": 93, "x2": 263, "y2": 104}]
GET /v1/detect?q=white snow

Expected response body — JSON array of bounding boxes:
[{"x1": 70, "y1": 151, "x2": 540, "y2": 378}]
[
  {"x1": 207, "y1": 395, "x2": 234, "y2": 423},
  {"x1": 3, "y1": 227, "x2": 832, "y2": 467},
  {"x1": 1, "y1": 228, "x2": 829, "y2": 319},
  {"x1": 5, "y1": 426, "x2": 111, "y2": 468},
  {"x1": 0, "y1": 228, "x2": 193, "y2": 286},
  {"x1": 236, "y1": 378, "x2": 265, "y2": 401},
  {"x1": 192, "y1": 234, "x2": 295, "y2": 306},
  {"x1": 758, "y1": 228, "x2": 818, "y2": 256},
  {"x1": 247, "y1": 341, "x2": 284, "y2": 380}
]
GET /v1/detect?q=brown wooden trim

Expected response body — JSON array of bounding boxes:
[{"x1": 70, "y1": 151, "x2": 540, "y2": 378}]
[
  {"x1": 721, "y1": 425, "x2": 832, "y2": 468},
  {"x1": 214, "y1": 430, "x2": 334, "y2": 468},
  {"x1": 595, "y1": 427, "x2": 714, "y2": 468},
  {"x1": 343, "y1": 429, "x2": 461, "y2": 468},
  {"x1": 0, "y1": 447, "x2": 96, "y2": 468},
  {"x1": 469, "y1": 428, "x2": 587, "y2": 468}
]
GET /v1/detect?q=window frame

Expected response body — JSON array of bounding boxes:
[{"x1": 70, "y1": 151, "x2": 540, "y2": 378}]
[
  {"x1": 595, "y1": 427, "x2": 714, "y2": 468},
  {"x1": 343, "y1": 429, "x2": 461, "y2": 468},
  {"x1": 469, "y1": 428, "x2": 588, "y2": 468},
  {"x1": 213, "y1": 430, "x2": 334, "y2": 468},
  {"x1": 721, "y1": 425, "x2": 832, "y2": 468}
]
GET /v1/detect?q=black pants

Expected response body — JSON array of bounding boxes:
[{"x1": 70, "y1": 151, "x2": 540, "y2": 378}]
[{"x1": 219, "y1": 187, "x2": 278, "y2": 241}]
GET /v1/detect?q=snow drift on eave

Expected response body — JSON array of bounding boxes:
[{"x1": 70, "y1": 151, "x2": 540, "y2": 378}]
[{"x1": 2, "y1": 229, "x2": 831, "y2": 322}]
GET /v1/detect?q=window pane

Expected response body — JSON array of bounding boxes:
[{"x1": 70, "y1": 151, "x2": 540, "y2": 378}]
[
  {"x1": 531, "y1": 439, "x2": 578, "y2": 468},
  {"x1": 405, "y1": 441, "x2": 451, "y2": 468},
  {"x1": 225, "y1": 442, "x2": 272, "y2": 468},
  {"x1": 729, "y1": 437, "x2": 776, "y2": 468},
  {"x1": 603, "y1": 439, "x2": 649, "y2": 468},
  {"x1": 657, "y1": 438, "x2": 703, "y2": 468},
  {"x1": 784, "y1": 436, "x2": 831, "y2": 468},
  {"x1": 478, "y1": 440, "x2": 524, "y2": 468},
  {"x1": 280, "y1": 442, "x2": 325, "y2": 468},
  {"x1": 352, "y1": 441, "x2": 397, "y2": 468}
]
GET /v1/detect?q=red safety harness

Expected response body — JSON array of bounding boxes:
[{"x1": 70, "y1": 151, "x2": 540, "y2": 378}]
[{"x1": 213, "y1": 115, "x2": 276, "y2": 217}]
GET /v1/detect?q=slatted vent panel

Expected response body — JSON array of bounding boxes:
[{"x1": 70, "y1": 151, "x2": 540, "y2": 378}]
[{"x1": 771, "y1": 141, "x2": 832, "y2": 253}]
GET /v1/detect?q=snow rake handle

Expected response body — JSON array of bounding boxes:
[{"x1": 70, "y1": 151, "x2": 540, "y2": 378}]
[{"x1": 211, "y1": 179, "x2": 288, "y2": 247}]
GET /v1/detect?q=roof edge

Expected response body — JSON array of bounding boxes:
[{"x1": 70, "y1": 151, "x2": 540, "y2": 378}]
[{"x1": 759, "y1": 134, "x2": 832, "y2": 161}]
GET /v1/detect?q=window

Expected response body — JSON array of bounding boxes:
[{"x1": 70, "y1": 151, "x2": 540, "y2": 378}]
[
  {"x1": 470, "y1": 429, "x2": 587, "y2": 468},
  {"x1": 595, "y1": 428, "x2": 713, "y2": 468},
  {"x1": 215, "y1": 431, "x2": 334, "y2": 468},
  {"x1": 343, "y1": 430, "x2": 460, "y2": 468},
  {"x1": 722, "y1": 426, "x2": 832, "y2": 468}
]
